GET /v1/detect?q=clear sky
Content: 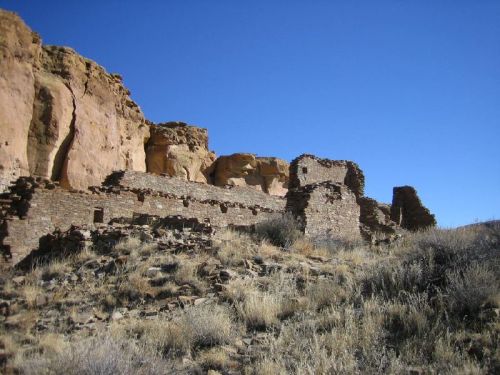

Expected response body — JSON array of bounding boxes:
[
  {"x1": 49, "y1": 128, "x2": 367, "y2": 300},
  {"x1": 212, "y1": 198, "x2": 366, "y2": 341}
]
[{"x1": 1, "y1": 1, "x2": 499, "y2": 227}]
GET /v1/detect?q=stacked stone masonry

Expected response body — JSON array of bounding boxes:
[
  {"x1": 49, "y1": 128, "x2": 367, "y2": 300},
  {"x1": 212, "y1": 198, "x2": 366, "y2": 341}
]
[
  {"x1": 1, "y1": 173, "x2": 285, "y2": 267},
  {"x1": 289, "y1": 154, "x2": 365, "y2": 197},
  {"x1": 286, "y1": 182, "x2": 361, "y2": 240},
  {"x1": 391, "y1": 186, "x2": 436, "y2": 231},
  {"x1": 0, "y1": 10, "x2": 437, "y2": 268}
]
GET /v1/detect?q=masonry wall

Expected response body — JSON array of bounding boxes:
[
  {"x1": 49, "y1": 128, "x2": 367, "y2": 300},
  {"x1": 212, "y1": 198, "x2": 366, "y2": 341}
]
[
  {"x1": 108, "y1": 170, "x2": 284, "y2": 211},
  {"x1": 391, "y1": 186, "x2": 436, "y2": 231},
  {"x1": 286, "y1": 182, "x2": 361, "y2": 239},
  {"x1": 289, "y1": 154, "x2": 365, "y2": 197},
  {"x1": 1, "y1": 173, "x2": 285, "y2": 266}
]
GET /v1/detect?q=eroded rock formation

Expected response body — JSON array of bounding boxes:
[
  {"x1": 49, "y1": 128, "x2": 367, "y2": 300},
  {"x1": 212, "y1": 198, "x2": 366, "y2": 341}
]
[
  {"x1": 213, "y1": 153, "x2": 289, "y2": 196},
  {"x1": 0, "y1": 10, "x2": 149, "y2": 192},
  {"x1": 145, "y1": 122, "x2": 216, "y2": 183},
  {"x1": 0, "y1": 10, "x2": 438, "y2": 269}
]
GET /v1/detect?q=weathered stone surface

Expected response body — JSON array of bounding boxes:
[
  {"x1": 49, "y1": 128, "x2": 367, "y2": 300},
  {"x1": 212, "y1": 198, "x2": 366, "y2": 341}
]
[
  {"x1": 391, "y1": 186, "x2": 436, "y2": 231},
  {"x1": 145, "y1": 122, "x2": 216, "y2": 183},
  {"x1": 289, "y1": 154, "x2": 364, "y2": 197},
  {"x1": 286, "y1": 182, "x2": 361, "y2": 240},
  {"x1": 0, "y1": 172, "x2": 285, "y2": 267},
  {"x1": 0, "y1": 10, "x2": 41, "y2": 191},
  {"x1": 39, "y1": 46, "x2": 149, "y2": 190},
  {"x1": 213, "y1": 153, "x2": 289, "y2": 196},
  {"x1": 358, "y1": 197, "x2": 398, "y2": 240},
  {"x1": 0, "y1": 10, "x2": 149, "y2": 192}
]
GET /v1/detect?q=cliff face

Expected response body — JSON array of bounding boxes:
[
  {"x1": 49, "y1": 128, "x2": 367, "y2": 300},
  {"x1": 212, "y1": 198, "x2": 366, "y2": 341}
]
[
  {"x1": 145, "y1": 122, "x2": 216, "y2": 184},
  {"x1": 213, "y1": 153, "x2": 289, "y2": 196},
  {"x1": 0, "y1": 10, "x2": 149, "y2": 192}
]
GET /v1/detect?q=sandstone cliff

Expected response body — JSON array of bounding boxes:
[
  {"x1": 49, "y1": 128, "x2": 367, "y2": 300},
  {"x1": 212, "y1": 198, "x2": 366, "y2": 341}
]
[
  {"x1": 213, "y1": 153, "x2": 289, "y2": 196},
  {"x1": 0, "y1": 10, "x2": 149, "y2": 192},
  {"x1": 145, "y1": 122, "x2": 216, "y2": 183}
]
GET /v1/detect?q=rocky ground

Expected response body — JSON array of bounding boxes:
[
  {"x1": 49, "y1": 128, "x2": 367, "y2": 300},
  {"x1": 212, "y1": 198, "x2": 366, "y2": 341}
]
[{"x1": 0, "y1": 217, "x2": 499, "y2": 374}]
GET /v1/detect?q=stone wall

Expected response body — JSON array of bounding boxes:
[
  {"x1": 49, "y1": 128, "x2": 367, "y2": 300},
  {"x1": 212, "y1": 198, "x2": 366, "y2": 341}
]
[
  {"x1": 108, "y1": 171, "x2": 284, "y2": 212},
  {"x1": 391, "y1": 186, "x2": 436, "y2": 231},
  {"x1": 289, "y1": 154, "x2": 365, "y2": 197},
  {"x1": 358, "y1": 197, "x2": 397, "y2": 238},
  {"x1": 1, "y1": 172, "x2": 285, "y2": 267},
  {"x1": 286, "y1": 182, "x2": 361, "y2": 239}
]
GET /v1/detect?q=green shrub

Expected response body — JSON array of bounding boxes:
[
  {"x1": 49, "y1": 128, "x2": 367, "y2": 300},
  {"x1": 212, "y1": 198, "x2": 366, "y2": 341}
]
[{"x1": 254, "y1": 213, "x2": 302, "y2": 248}]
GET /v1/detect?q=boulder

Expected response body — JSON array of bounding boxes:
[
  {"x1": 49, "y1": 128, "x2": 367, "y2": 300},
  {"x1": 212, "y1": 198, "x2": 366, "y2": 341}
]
[
  {"x1": 213, "y1": 153, "x2": 289, "y2": 196},
  {"x1": 0, "y1": 10, "x2": 149, "y2": 192},
  {"x1": 145, "y1": 122, "x2": 216, "y2": 183}
]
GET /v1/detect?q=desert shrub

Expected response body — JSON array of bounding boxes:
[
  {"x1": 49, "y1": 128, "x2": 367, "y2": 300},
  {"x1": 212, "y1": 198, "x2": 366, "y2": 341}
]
[
  {"x1": 198, "y1": 348, "x2": 234, "y2": 371},
  {"x1": 136, "y1": 319, "x2": 191, "y2": 357},
  {"x1": 118, "y1": 271, "x2": 153, "y2": 301},
  {"x1": 19, "y1": 335, "x2": 166, "y2": 375},
  {"x1": 313, "y1": 234, "x2": 366, "y2": 254},
  {"x1": 181, "y1": 304, "x2": 235, "y2": 348},
  {"x1": 237, "y1": 290, "x2": 280, "y2": 330},
  {"x1": 254, "y1": 213, "x2": 302, "y2": 248},
  {"x1": 306, "y1": 278, "x2": 354, "y2": 310},
  {"x1": 215, "y1": 229, "x2": 257, "y2": 266},
  {"x1": 445, "y1": 263, "x2": 498, "y2": 317}
]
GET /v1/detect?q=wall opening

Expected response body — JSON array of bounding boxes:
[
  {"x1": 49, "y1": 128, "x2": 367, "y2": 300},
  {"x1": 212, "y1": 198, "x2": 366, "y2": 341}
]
[
  {"x1": 93, "y1": 207, "x2": 104, "y2": 223},
  {"x1": 302, "y1": 167, "x2": 308, "y2": 174},
  {"x1": 220, "y1": 204, "x2": 228, "y2": 213}
]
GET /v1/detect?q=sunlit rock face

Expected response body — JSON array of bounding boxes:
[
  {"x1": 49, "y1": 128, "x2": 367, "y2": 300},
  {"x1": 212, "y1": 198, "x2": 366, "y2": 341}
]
[
  {"x1": 213, "y1": 153, "x2": 289, "y2": 196},
  {"x1": 145, "y1": 122, "x2": 216, "y2": 184},
  {"x1": 0, "y1": 10, "x2": 149, "y2": 192}
]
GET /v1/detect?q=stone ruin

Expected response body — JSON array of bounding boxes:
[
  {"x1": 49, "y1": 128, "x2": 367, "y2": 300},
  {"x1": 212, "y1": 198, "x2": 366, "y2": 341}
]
[
  {"x1": 0, "y1": 154, "x2": 436, "y2": 269},
  {"x1": 0, "y1": 9, "x2": 436, "y2": 269}
]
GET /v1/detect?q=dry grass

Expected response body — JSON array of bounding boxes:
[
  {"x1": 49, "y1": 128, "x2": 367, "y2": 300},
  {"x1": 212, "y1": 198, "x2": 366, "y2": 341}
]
[
  {"x1": 216, "y1": 229, "x2": 257, "y2": 266},
  {"x1": 237, "y1": 290, "x2": 280, "y2": 330},
  {"x1": 118, "y1": 270, "x2": 154, "y2": 301},
  {"x1": 21, "y1": 284, "x2": 43, "y2": 309},
  {"x1": 198, "y1": 347, "x2": 234, "y2": 371},
  {"x1": 182, "y1": 304, "x2": 236, "y2": 348},
  {"x1": 3, "y1": 223, "x2": 499, "y2": 373},
  {"x1": 18, "y1": 334, "x2": 167, "y2": 375}
]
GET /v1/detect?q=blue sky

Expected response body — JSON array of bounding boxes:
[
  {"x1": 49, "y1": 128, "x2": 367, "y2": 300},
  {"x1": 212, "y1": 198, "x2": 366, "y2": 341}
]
[{"x1": 2, "y1": 1, "x2": 499, "y2": 227}]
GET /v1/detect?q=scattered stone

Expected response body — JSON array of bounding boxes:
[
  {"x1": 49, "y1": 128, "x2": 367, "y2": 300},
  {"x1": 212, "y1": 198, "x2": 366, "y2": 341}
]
[{"x1": 111, "y1": 311, "x2": 124, "y2": 321}]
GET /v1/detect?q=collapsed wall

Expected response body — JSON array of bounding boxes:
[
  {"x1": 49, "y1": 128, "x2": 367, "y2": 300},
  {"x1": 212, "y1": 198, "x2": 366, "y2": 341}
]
[
  {"x1": 0, "y1": 172, "x2": 285, "y2": 267},
  {"x1": 391, "y1": 186, "x2": 436, "y2": 231},
  {"x1": 289, "y1": 154, "x2": 365, "y2": 197}
]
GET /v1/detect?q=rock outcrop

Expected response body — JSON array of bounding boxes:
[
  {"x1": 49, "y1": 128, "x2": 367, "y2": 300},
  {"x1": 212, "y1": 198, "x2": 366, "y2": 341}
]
[
  {"x1": 391, "y1": 186, "x2": 436, "y2": 231},
  {"x1": 145, "y1": 122, "x2": 216, "y2": 183},
  {"x1": 213, "y1": 153, "x2": 289, "y2": 196},
  {"x1": 0, "y1": 10, "x2": 149, "y2": 192}
]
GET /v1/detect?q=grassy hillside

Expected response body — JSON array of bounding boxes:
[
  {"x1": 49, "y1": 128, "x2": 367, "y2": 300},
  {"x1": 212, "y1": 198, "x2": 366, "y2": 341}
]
[{"x1": 1, "y1": 220, "x2": 498, "y2": 374}]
